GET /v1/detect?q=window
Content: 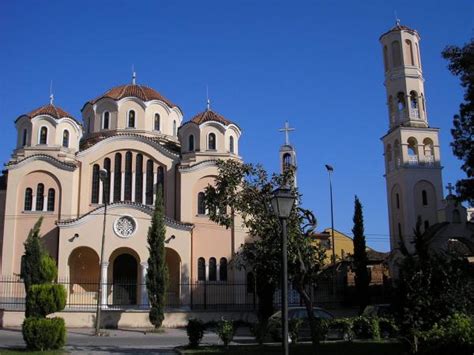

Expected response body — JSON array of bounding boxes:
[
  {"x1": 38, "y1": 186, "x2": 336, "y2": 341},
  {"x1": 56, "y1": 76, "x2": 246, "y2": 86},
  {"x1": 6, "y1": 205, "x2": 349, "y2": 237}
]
[
  {"x1": 36, "y1": 183, "x2": 44, "y2": 211},
  {"x1": 39, "y1": 127, "x2": 48, "y2": 145},
  {"x1": 157, "y1": 166, "x2": 164, "y2": 195},
  {"x1": 188, "y1": 135, "x2": 194, "y2": 152},
  {"x1": 422, "y1": 190, "x2": 428, "y2": 206},
  {"x1": 229, "y1": 136, "x2": 234, "y2": 154},
  {"x1": 113, "y1": 153, "x2": 122, "y2": 202},
  {"x1": 22, "y1": 129, "x2": 28, "y2": 146},
  {"x1": 383, "y1": 45, "x2": 389, "y2": 71},
  {"x1": 103, "y1": 158, "x2": 111, "y2": 204},
  {"x1": 24, "y1": 188, "x2": 33, "y2": 211},
  {"x1": 198, "y1": 258, "x2": 206, "y2": 281},
  {"x1": 91, "y1": 164, "x2": 100, "y2": 204},
  {"x1": 407, "y1": 137, "x2": 418, "y2": 158},
  {"x1": 405, "y1": 40, "x2": 415, "y2": 66},
  {"x1": 102, "y1": 112, "x2": 110, "y2": 130},
  {"x1": 62, "y1": 130, "x2": 70, "y2": 148},
  {"x1": 283, "y1": 153, "x2": 292, "y2": 170},
  {"x1": 47, "y1": 188, "x2": 55, "y2": 211},
  {"x1": 208, "y1": 133, "x2": 216, "y2": 150},
  {"x1": 219, "y1": 258, "x2": 227, "y2": 281},
  {"x1": 154, "y1": 113, "x2": 160, "y2": 131},
  {"x1": 397, "y1": 92, "x2": 405, "y2": 113},
  {"x1": 197, "y1": 192, "x2": 206, "y2": 215},
  {"x1": 209, "y1": 257, "x2": 217, "y2": 281},
  {"x1": 128, "y1": 110, "x2": 136, "y2": 128},
  {"x1": 410, "y1": 91, "x2": 419, "y2": 118},
  {"x1": 124, "y1": 152, "x2": 133, "y2": 201},
  {"x1": 247, "y1": 272, "x2": 255, "y2": 293},
  {"x1": 145, "y1": 159, "x2": 154, "y2": 205},
  {"x1": 391, "y1": 41, "x2": 402, "y2": 67},
  {"x1": 396, "y1": 193, "x2": 400, "y2": 209},
  {"x1": 135, "y1": 154, "x2": 143, "y2": 204},
  {"x1": 173, "y1": 120, "x2": 177, "y2": 136}
]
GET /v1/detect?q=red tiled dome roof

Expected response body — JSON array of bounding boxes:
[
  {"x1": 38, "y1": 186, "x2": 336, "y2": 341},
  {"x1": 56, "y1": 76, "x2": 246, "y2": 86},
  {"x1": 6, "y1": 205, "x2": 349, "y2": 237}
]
[
  {"x1": 89, "y1": 84, "x2": 176, "y2": 108},
  {"x1": 190, "y1": 109, "x2": 236, "y2": 127},
  {"x1": 25, "y1": 104, "x2": 76, "y2": 120},
  {"x1": 379, "y1": 22, "x2": 418, "y2": 40}
]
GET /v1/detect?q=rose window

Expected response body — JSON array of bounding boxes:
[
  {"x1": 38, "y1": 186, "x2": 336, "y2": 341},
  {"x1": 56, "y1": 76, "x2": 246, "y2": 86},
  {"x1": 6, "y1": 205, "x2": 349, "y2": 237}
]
[{"x1": 114, "y1": 216, "x2": 136, "y2": 238}]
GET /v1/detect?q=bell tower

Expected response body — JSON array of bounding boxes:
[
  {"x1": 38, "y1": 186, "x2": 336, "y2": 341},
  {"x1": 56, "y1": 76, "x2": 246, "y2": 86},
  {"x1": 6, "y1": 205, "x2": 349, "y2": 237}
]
[
  {"x1": 279, "y1": 121, "x2": 297, "y2": 187},
  {"x1": 380, "y1": 21, "x2": 444, "y2": 252}
]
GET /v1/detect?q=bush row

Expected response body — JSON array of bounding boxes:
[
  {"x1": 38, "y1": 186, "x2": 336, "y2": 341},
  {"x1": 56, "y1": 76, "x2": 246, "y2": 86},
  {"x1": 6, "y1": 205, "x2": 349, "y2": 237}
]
[{"x1": 186, "y1": 318, "x2": 235, "y2": 348}]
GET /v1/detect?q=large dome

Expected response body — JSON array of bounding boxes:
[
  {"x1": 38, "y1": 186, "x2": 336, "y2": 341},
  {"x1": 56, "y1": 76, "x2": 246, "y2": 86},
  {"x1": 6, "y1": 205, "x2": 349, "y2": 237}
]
[{"x1": 88, "y1": 84, "x2": 176, "y2": 108}]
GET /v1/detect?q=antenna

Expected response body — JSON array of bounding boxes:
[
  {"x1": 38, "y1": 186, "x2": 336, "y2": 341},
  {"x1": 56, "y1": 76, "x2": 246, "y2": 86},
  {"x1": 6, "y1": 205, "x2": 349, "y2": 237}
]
[
  {"x1": 132, "y1": 64, "x2": 136, "y2": 85},
  {"x1": 49, "y1": 80, "x2": 54, "y2": 105},
  {"x1": 206, "y1": 85, "x2": 211, "y2": 111}
]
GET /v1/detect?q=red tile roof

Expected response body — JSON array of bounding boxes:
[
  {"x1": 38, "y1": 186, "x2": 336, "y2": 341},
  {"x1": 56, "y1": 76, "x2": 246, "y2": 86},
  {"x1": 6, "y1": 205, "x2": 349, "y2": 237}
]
[
  {"x1": 190, "y1": 109, "x2": 236, "y2": 127},
  {"x1": 26, "y1": 104, "x2": 76, "y2": 120},
  {"x1": 89, "y1": 84, "x2": 176, "y2": 108},
  {"x1": 379, "y1": 23, "x2": 418, "y2": 40}
]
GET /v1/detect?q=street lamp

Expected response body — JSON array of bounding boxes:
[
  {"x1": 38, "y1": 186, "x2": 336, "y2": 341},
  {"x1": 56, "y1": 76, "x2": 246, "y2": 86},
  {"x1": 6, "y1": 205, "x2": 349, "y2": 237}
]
[
  {"x1": 325, "y1": 164, "x2": 337, "y2": 297},
  {"x1": 271, "y1": 185, "x2": 296, "y2": 355},
  {"x1": 95, "y1": 168, "x2": 108, "y2": 336}
]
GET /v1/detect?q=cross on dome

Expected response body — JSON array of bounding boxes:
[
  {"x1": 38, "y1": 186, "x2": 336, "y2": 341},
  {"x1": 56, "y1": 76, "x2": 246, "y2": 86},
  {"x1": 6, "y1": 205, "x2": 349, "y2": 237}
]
[
  {"x1": 132, "y1": 65, "x2": 136, "y2": 85},
  {"x1": 446, "y1": 183, "x2": 455, "y2": 195},
  {"x1": 279, "y1": 121, "x2": 295, "y2": 145},
  {"x1": 49, "y1": 80, "x2": 54, "y2": 105}
]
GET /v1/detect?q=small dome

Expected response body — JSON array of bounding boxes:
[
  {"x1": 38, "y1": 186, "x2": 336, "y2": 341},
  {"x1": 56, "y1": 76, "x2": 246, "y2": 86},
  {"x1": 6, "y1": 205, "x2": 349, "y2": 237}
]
[
  {"x1": 88, "y1": 84, "x2": 176, "y2": 108},
  {"x1": 22, "y1": 103, "x2": 76, "y2": 121},
  {"x1": 190, "y1": 109, "x2": 237, "y2": 127},
  {"x1": 380, "y1": 21, "x2": 418, "y2": 40}
]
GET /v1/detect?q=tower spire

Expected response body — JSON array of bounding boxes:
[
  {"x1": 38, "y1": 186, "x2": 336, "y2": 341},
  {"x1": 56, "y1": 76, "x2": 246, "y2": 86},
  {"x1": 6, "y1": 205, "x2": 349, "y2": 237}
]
[
  {"x1": 279, "y1": 121, "x2": 295, "y2": 145},
  {"x1": 49, "y1": 80, "x2": 54, "y2": 105}
]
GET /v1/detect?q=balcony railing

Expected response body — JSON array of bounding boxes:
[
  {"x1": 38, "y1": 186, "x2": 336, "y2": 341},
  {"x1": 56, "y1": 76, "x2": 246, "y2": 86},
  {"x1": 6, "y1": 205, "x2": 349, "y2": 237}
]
[
  {"x1": 408, "y1": 155, "x2": 418, "y2": 165},
  {"x1": 425, "y1": 155, "x2": 434, "y2": 166}
]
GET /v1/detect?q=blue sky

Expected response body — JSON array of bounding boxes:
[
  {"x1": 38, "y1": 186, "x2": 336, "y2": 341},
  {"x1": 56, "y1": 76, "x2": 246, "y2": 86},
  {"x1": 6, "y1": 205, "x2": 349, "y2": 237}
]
[{"x1": 1, "y1": 1, "x2": 473, "y2": 251}]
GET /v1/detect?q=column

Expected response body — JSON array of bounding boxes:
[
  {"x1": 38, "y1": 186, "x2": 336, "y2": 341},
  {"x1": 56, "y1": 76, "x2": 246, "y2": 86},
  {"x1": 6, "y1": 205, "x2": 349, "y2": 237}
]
[
  {"x1": 140, "y1": 262, "x2": 149, "y2": 308},
  {"x1": 109, "y1": 172, "x2": 114, "y2": 202},
  {"x1": 100, "y1": 262, "x2": 109, "y2": 308},
  {"x1": 98, "y1": 180, "x2": 103, "y2": 205},
  {"x1": 32, "y1": 195, "x2": 37, "y2": 212},
  {"x1": 142, "y1": 173, "x2": 147, "y2": 204},
  {"x1": 42, "y1": 195, "x2": 47, "y2": 212},
  {"x1": 205, "y1": 262, "x2": 209, "y2": 281},
  {"x1": 132, "y1": 172, "x2": 136, "y2": 202},
  {"x1": 153, "y1": 172, "x2": 158, "y2": 205},
  {"x1": 216, "y1": 263, "x2": 220, "y2": 282},
  {"x1": 121, "y1": 172, "x2": 125, "y2": 201}
]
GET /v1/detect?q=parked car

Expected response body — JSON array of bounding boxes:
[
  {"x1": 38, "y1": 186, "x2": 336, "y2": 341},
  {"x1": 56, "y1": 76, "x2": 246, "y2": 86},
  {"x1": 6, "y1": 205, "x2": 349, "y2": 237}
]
[
  {"x1": 362, "y1": 304, "x2": 393, "y2": 318},
  {"x1": 268, "y1": 307, "x2": 334, "y2": 342}
]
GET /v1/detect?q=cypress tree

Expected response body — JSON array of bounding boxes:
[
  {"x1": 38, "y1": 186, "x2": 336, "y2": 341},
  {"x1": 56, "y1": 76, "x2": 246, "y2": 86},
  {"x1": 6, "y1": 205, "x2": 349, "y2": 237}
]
[
  {"x1": 21, "y1": 217, "x2": 45, "y2": 291},
  {"x1": 352, "y1": 196, "x2": 370, "y2": 313},
  {"x1": 146, "y1": 185, "x2": 168, "y2": 328}
]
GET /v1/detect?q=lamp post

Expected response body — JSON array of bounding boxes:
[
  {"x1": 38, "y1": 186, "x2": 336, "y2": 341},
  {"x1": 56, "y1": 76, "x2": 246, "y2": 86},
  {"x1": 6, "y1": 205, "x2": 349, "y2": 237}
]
[
  {"x1": 325, "y1": 164, "x2": 337, "y2": 297},
  {"x1": 95, "y1": 168, "x2": 108, "y2": 336},
  {"x1": 271, "y1": 186, "x2": 296, "y2": 355}
]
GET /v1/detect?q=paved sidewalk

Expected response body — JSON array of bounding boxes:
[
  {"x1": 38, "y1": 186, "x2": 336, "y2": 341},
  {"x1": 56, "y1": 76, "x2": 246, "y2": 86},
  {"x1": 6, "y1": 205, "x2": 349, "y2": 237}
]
[{"x1": 0, "y1": 327, "x2": 254, "y2": 354}]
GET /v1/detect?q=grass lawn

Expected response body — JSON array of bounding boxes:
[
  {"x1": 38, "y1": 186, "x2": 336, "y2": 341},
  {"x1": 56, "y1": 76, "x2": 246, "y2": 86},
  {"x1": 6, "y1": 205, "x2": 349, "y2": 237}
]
[
  {"x1": 0, "y1": 350, "x2": 64, "y2": 355},
  {"x1": 178, "y1": 340, "x2": 410, "y2": 355}
]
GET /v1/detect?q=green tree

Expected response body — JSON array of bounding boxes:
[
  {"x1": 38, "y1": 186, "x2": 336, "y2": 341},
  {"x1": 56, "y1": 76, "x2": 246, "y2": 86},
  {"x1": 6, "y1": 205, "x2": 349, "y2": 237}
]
[
  {"x1": 146, "y1": 185, "x2": 168, "y2": 328},
  {"x1": 204, "y1": 160, "x2": 326, "y2": 344},
  {"x1": 442, "y1": 38, "x2": 474, "y2": 205},
  {"x1": 21, "y1": 218, "x2": 47, "y2": 291},
  {"x1": 352, "y1": 196, "x2": 370, "y2": 313}
]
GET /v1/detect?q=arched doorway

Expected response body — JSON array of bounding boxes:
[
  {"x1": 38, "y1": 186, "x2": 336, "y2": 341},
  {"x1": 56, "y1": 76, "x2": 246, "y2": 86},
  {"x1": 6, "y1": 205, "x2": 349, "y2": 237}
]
[
  {"x1": 68, "y1": 247, "x2": 100, "y2": 307},
  {"x1": 112, "y1": 253, "x2": 138, "y2": 305},
  {"x1": 166, "y1": 247, "x2": 181, "y2": 306}
]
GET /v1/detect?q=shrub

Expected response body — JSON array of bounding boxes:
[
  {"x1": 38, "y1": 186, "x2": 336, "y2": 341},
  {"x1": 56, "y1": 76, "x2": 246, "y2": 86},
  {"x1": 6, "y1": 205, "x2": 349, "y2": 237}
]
[
  {"x1": 327, "y1": 318, "x2": 353, "y2": 340},
  {"x1": 26, "y1": 284, "x2": 67, "y2": 317},
  {"x1": 289, "y1": 318, "x2": 303, "y2": 344},
  {"x1": 216, "y1": 319, "x2": 234, "y2": 347},
  {"x1": 378, "y1": 317, "x2": 399, "y2": 339},
  {"x1": 40, "y1": 255, "x2": 58, "y2": 283},
  {"x1": 186, "y1": 319, "x2": 205, "y2": 348},
  {"x1": 22, "y1": 317, "x2": 66, "y2": 351},
  {"x1": 417, "y1": 313, "x2": 474, "y2": 355},
  {"x1": 311, "y1": 317, "x2": 329, "y2": 343},
  {"x1": 352, "y1": 316, "x2": 380, "y2": 340},
  {"x1": 250, "y1": 321, "x2": 269, "y2": 345}
]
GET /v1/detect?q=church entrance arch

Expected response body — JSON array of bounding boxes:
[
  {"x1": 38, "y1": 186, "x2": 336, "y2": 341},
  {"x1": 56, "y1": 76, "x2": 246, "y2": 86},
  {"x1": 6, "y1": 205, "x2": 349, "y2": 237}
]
[
  {"x1": 68, "y1": 247, "x2": 99, "y2": 306},
  {"x1": 166, "y1": 247, "x2": 181, "y2": 306},
  {"x1": 110, "y1": 250, "x2": 139, "y2": 306}
]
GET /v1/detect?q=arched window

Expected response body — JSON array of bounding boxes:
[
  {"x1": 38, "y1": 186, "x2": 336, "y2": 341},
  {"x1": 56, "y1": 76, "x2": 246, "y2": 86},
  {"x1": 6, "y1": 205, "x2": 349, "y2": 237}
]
[
  {"x1": 145, "y1": 159, "x2": 154, "y2": 205},
  {"x1": 62, "y1": 130, "x2": 70, "y2": 148},
  {"x1": 135, "y1": 154, "x2": 143, "y2": 204},
  {"x1": 209, "y1": 257, "x2": 217, "y2": 281},
  {"x1": 103, "y1": 158, "x2": 111, "y2": 204},
  {"x1": 128, "y1": 110, "x2": 135, "y2": 128},
  {"x1": 198, "y1": 258, "x2": 205, "y2": 281},
  {"x1": 124, "y1": 152, "x2": 132, "y2": 201},
  {"x1": 197, "y1": 192, "x2": 206, "y2": 215},
  {"x1": 405, "y1": 40, "x2": 415, "y2": 66},
  {"x1": 283, "y1": 153, "x2": 292, "y2": 170},
  {"x1": 410, "y1": 91, "x2": 419, "y2": 118},
  {"x1": 383, "y1": 45, "x2": 389, "y2": 71},
  {"x1": 247, "y1": 272, "x2": 255, "y2": 293},
  {"x1": 396, "y1": 193, "x2": 400, "y2": 209},
  {"x1": 157, "y1": 166, "x2": 164, "y2": 195},
  {"x1": 47, "y1": 188, "x2": 55, "y2": 211},
  {"x1": 422, "y1": 190, "x2": 428, "y2": 206},
  {"x1": 407, "y1": 138, "x2": 418, "y2": 165},
  {"x1": 208, "y1": 133, "x2": 216, "y2": 150},
  {"x1": 452, "y1": 210, "x2": 461, "y2": 223},
  {"x1": 91, "y1": 164, "x2": 100, "y2": 204},
  {"x1": 396, "y1": 92, "x2": 405, "y2": 114},
  {"x1": 188, "y1": 135, "x2": 195, "y2": 152},
  {"x1": 36, "y1": 183, "x2": 44, "y2": 211},
  {"x1": 391, "y1": 41, "x2": 402, "y2": 67},
  {"x1": 219, "y1": 258, "x2": 227, "y2": 281},
  {"x1": 173, "y1": 120, "x2": 177, "y2": 136},
  {"x1": 154, "y1": 113, "x2": 160, "y2": 131},
  {"x1": 24, "y1": 188, "x2": 33, "y2": 211},
  {"x1": 113, "y1": 153, "x2": 122, "y2": 202},
  {"x1": 103, "y1": 111, "x2": 110, "y2": 130},
  {"x1": 423, "y1": 138, "x2": 434, "y2": 165},
  {"x1": 39, "y1": 127, "x2": 48, "y2": 145},
  {"x1": 229, "y1": 136, "x2": 234, "y2": 154},
  {"x1": 415, "y1": 43, "x2": 421, "y2": 67},
  {"x1": 22, "y1": 129, "x2": 28, "y2": 147}
]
